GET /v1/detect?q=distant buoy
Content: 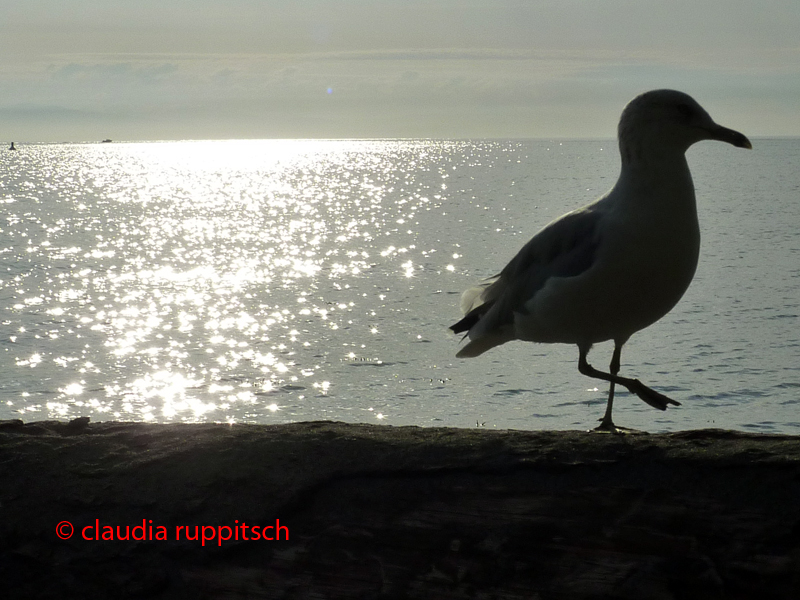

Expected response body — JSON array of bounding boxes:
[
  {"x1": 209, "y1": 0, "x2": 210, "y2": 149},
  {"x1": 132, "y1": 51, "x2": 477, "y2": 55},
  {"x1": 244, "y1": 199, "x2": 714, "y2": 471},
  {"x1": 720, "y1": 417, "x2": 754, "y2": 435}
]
[{"x1": 9, "y1": 142, "x2": 16, "y2": 151}]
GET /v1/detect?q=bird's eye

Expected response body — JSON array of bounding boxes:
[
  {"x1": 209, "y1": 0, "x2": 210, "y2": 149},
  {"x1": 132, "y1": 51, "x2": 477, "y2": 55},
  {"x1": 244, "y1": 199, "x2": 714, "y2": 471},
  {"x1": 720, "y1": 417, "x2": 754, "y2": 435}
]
[{"x1": 677, "y1": 103, "x2": 694, "y2": 120}]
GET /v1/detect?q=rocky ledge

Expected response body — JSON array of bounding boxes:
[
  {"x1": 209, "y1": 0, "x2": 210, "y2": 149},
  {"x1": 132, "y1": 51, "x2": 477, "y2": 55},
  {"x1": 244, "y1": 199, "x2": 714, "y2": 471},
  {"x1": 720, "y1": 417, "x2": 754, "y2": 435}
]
[{"x1": 1, "y1": 419, "x2": 799, "y2": 599}]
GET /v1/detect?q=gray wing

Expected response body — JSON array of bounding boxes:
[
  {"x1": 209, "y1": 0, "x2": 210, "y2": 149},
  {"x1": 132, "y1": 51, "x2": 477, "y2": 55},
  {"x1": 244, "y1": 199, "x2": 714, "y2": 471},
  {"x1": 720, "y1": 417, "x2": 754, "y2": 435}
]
[{"x1": 451, "y1": 206, "x2": 602, "y2": 335}]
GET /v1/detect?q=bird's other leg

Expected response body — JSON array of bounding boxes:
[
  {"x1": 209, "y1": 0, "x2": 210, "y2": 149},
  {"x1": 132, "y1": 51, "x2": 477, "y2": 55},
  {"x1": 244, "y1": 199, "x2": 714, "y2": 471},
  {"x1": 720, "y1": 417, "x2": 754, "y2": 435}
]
[{"x1": 578, "y1": 345, "x2": 680, "y2": 433}]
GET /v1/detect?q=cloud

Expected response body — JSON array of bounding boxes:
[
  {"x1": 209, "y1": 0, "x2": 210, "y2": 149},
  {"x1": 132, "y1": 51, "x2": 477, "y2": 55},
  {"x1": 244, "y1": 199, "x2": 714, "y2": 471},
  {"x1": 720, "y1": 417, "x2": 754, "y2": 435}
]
[
  {"x1": 0, "y1": 104, "x2": 94, "y2": 121},
  {"x1": 2, "y1": 48, "x2": 797, "y2": 141},
  {"x1": 51, "y1": 62, "x2": 179, "y2": 81}
]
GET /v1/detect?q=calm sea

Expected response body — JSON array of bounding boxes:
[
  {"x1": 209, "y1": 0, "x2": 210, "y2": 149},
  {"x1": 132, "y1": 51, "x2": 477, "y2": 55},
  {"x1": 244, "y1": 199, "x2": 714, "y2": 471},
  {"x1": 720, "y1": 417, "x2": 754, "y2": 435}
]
[{"x1": 1, "y1": 139, "x2": 798, "y2": 432}]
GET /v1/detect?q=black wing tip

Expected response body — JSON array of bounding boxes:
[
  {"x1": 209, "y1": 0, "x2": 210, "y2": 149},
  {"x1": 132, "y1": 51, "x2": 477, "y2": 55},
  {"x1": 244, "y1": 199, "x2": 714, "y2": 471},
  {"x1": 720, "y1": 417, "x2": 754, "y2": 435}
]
[
  {"x1": 450, "y1": 315, "x2": 476, "y2": 334},
  {"x1": 450, "y1": 300, "x2": 493, "y2": 334}
]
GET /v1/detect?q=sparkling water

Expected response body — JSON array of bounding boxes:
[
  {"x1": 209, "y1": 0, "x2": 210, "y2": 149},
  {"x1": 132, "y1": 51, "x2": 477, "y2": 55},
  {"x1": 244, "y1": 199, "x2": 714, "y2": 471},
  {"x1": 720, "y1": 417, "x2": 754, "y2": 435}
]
[{"x1": 1, "y1": 138, "x2": 798, "y2": 432}]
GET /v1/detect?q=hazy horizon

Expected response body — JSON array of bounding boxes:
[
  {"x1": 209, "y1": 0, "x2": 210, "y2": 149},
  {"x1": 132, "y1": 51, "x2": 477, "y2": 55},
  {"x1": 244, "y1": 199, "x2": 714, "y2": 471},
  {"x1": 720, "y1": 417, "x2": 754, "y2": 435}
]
[
  {"x1": 7, "y1": 135, "x2": 800, "y2": 147},
  {"x1": 2, "y1": 1, "x2": 799, "y2": 143}
]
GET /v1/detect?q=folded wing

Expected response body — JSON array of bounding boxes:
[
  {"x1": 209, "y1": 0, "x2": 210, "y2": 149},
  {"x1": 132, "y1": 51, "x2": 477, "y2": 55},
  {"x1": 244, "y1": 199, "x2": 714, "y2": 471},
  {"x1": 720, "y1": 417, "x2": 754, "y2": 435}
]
[{"x1": 451, "y1": 207, "x2": 602, "y2": 357}]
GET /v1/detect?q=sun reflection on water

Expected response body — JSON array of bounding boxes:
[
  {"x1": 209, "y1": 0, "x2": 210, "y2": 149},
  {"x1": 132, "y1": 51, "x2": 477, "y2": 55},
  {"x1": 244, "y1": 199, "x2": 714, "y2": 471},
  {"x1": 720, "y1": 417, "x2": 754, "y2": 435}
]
[{"x1": 2, "y1": 139, "x2": 463, "y2": 423}]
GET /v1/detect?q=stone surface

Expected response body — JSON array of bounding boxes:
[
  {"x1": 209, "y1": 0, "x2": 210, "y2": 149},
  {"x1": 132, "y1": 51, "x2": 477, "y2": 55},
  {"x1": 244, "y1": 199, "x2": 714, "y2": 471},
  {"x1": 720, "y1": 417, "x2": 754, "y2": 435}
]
[{"x1": 1, "y1": 419, "x2": 799, "y2": 598}]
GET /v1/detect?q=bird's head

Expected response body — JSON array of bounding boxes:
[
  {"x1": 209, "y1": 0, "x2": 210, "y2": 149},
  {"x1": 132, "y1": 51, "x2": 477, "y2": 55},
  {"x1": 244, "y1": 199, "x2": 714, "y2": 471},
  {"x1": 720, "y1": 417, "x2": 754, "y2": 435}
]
[{"x1": 618, "y1": 89, "x2": 751, "y2": 163}]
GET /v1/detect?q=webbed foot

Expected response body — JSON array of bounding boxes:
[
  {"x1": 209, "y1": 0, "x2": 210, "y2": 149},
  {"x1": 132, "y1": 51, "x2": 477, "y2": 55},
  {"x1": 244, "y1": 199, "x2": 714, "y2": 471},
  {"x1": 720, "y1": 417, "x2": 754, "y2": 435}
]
[{"x1": 590, "y1": 419, "x2": 649, "y2": 435}]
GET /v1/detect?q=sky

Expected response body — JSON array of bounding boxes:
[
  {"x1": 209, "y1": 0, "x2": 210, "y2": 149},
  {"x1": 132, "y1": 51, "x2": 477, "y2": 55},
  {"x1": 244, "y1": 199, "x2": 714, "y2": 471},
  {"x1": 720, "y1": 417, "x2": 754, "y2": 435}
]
[{"x1": 1, "y1": 0, "x2": 798, "y2": 142}]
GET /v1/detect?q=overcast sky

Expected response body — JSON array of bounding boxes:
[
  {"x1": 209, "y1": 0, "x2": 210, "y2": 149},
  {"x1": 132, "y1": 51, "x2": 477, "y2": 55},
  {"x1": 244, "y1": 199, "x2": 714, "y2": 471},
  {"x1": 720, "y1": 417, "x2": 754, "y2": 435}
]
[{"x1": 1, "y1": 0, "x2": 798, "y2": 141}]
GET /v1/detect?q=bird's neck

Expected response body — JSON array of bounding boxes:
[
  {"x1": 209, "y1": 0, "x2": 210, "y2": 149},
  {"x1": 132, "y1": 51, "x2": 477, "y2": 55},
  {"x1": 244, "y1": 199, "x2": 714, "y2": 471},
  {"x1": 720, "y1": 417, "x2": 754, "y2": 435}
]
[
  {"x1": 615, "y1": 150, "x2": 697, "y2": 217},
  {"x1": 619, "y1": 149, "x2": 693, "y2": 193},
  {"x1": 620, "y1": 135, "x2": 691, "y2": 168}
]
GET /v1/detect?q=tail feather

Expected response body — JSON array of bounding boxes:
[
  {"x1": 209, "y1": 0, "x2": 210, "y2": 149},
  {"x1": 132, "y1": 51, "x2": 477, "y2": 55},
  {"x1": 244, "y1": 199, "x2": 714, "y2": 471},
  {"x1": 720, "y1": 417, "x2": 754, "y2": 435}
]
[
  {"x1": 456, "y1": 329, "x2": 515, "y2": 358},
  {"x1": 451, "y1": 278, "x2": 512, "y2": 356},
  {"x1": 459, "y1": 284, "x2": 489, "y2": 315}
]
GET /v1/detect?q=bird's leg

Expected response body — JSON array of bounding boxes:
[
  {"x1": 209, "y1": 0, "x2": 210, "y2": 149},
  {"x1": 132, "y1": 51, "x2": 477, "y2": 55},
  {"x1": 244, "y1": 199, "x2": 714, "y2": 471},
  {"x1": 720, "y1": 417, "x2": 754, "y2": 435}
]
[
  {"x1": 579, "y1": 345, "x2": 680, "y2": 433},
  {"x1": 592, "y1": 345, "x2": 643, "y2": 433},
  {"x1": 595, "y1": 345, "x2": 621, "y2": 432}
]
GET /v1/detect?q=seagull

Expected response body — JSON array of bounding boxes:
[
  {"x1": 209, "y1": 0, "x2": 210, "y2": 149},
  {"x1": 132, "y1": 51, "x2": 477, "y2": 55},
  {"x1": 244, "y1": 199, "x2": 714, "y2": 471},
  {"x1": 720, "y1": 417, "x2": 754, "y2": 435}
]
[{"x1": 450, "y1": 89, "x2": 751, "y2": 433}]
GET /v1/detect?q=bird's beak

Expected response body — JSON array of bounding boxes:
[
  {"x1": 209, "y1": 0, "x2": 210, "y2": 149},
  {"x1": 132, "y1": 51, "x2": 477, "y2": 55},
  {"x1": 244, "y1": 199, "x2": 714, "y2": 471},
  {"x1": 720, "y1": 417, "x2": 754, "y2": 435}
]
[{"x1": 706, "y1": 123, "x2": 752, "y2": 149}]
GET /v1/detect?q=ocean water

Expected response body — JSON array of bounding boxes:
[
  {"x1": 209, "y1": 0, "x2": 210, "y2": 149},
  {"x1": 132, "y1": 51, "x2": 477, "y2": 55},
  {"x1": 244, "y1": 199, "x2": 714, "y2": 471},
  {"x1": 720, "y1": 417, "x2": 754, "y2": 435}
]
[{"x1": 1, "y1": 139, "x2": 798, "y2": 433}]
